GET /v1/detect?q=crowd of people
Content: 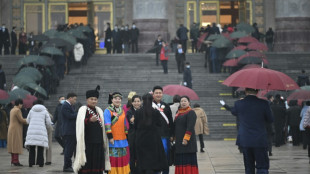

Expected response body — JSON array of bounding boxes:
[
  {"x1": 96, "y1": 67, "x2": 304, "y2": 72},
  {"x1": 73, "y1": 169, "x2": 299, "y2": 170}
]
[{"x1": 0, "y1": 85, "x2": 210, "y2": 174}]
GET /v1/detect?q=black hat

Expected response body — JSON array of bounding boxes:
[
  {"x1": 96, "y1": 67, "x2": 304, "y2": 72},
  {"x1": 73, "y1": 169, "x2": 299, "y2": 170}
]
[{"x1": 86, "y1": 85, "x2": 100, "y2": 99}]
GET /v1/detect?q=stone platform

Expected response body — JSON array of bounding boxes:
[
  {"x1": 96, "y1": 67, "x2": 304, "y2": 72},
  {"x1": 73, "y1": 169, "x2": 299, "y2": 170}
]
[{"x1": 0, "y1": 141, "x2": 309, "y2": 174}]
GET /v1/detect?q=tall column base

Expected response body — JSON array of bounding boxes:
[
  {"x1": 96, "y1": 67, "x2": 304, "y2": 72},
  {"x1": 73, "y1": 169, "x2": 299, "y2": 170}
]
[
  {"x1": 274, "y1": 17, "x2": 310, "y2": 52},
  {"x1": 133, "y1": 19, "x2": 169, "y2": 53}
]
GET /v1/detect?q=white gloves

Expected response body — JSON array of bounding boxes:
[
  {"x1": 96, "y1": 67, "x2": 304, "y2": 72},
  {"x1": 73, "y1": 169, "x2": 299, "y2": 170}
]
[
  {"x1": 220, "y1": 100, "x2": 225, "y2": 106},
  {"x1": 183, "y1": 82, "x2": 187, "y2": 86}
]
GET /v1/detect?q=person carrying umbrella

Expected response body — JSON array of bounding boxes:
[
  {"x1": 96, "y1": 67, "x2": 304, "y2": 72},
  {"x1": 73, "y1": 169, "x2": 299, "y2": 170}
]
[{"x1": 220, "y1": 88, "x2": 273, "y2": 174}]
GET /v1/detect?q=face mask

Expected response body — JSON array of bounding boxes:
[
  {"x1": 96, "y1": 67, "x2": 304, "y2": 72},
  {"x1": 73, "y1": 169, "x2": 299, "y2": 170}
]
[
  {"x1": 186, "y1": 65, "x2": 190, "y2": 68},
  {"x1": 2, "y1": 26, "x2": 5, "y2": 29},
  {"x1": 60, "y1": 100, "x2": 65, "y2": 104},
  {"x1": 114, "y1": 27, "x2": 118, "y2": 30},
  {"x1": 132, "y1": 25, "x2": 136, "y2": 29}
]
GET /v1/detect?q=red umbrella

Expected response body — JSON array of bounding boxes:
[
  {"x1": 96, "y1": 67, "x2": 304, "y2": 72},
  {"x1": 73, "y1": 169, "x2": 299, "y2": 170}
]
[
  {"x1": 247, "y1": 42, "x2": 268, "y2": 51},
  {"x1": 287, "y1": 90, "x2": 310, "y2": 103},
  {"x1": 232, "y1": 45, "x2": 247, "y2": 51},
  {"x1": 222, "y1": 67, "x2": 300, "y2": 90},
  {"x1": 0, "y1": 89, "x2": 9, "y2": 100},
  {"x1": 23, "y1": 94, "x2": 37, "y2": 109},
  {"x1": 221, "y1": 33, "x2": 232, "y2": 40},
  {"x1": 223, "y1": 59, "x2": 238, "y2": 67},
  {"x1": 163, "y1": 85, "x2": 199, "y2": 100},
  {"x1": 237, "y1": 56, "x2": 269, "y2": 65},
  {"x1": 238, "y1": 51, "x2": 267, "y2": 60},
  {"x1": 238, "y1": 36, "x2": 259, "y2": 43},
  {"x1": 197, "y1": 33, "x2": 208, "y2": 50}
]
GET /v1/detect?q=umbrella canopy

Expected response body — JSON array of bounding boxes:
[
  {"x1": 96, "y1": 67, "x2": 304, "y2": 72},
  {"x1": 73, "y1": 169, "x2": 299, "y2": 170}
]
[
  {"x1": 23, "y1": 94, "x2": 38, "y2": 109},
  {"x1": 31, "y1": 34, "x2": 49, "y2": 42},
  {"x1": 162, "y1": 94, "x2": 173, "y2": 104},
  {"x1": 236, "y1": 23, "x2": 255, "y2": 34},
  {"x1": 8, "y1": 88, "x2": 30, "y2": 101},
  {"x1": 76, "y1": 26, "x2": 92, "y2": 33},
  {"x1": 23, "y1": 83, "x2": 47, "y2": 97},
  {"x1": 238, "y1": 36, "x2": 259, "y2": 43},
  {"x1": 163, "y1": 85, "x2": 199, "y2": 100},
  {"x1": 247, "y1": 42, "x2": 268, "y2": 51},
  {"x1": 197, "y1": 33, "x2": 208, "y2": 49},
  {"x1": 226, "y1": 49, "x2": 247, "y2": 59},
  {"x1": 17, "y1": 55, "x2": 54, "y2": 67},
  {"x1": 287, "y1": 90, "x2": 310, "y2": 102},
  {"x1": 246, "y1": 51, "x2": 267, "y2": 59},
  {"x1": 212, "y1": 37, "x2": 233, "y2": 48},
  {"x1": 40, "y1": 47, "x2": 64, "y2": 56},
  {"x1": 43, "y1": 29, "x2": 59, "y2": 37},
  {"x1": 223, "y1": 59, "x2": 238, "y2": 67},
  {"x1": 230, "y1": 31, "x2": 248, "y2": 39},
  {"x1": 232, "y1": 45, "x2": 247, "y2": 51},
  {"x1": 0, "y1": 89, "x2": 9, "y2": 100},
  {"x1": 207, "y1": 34, "x2": 221, "y2": 41},
  {"x1": 301, "y1": 86, "x2": 310, "y2": 90},
  {"x1": 13, "y1": 75, "x2": 37, "y2": 88},
  {"x1": 17, "y1": 67, "x2": 42, "y2": 81},
  {"x1": 68, "y1": 29, "x2": 87, "y2": 39},
  {"x1": 222, "y1": 67, "x2": 300, "y2": 90},
  {"x1": 242, "y1": 64, "x2": 262, "y2": 69},
  {"x1": 257, "y1": 90, "x2": 291, "y2": 99}
]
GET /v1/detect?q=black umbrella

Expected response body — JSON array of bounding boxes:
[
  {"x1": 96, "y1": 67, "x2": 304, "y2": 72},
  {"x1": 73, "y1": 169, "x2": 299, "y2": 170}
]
[{"x1": 31, "y1": 34, "x2": 49, "y2": 42}]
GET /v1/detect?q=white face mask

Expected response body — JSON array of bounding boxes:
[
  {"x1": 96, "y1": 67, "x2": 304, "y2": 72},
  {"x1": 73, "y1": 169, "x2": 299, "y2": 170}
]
[
  {"x1": 125, "y1": 26, "x2": 128, "y2": 30},
  {"x1": 132, "y1": 25, "x2": 136, "y2": 29},
  {"x1": 2, "y1": 26, "x2": 5, "y2": 28},
  {"x1": 60, "y1": 100, "x2": 65, "y2": 104},
  {"x1": 186, "y1": 65, "x2": 190, "y2": 68},
  {"x1": 178, "y1": 48, "x2": 183, "y2": 53}
]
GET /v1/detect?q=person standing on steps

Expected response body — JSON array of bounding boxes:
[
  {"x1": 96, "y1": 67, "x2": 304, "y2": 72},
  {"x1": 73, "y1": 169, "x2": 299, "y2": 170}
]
[
  {"x1": 154, "y1": 35, "x2": 164, "y2": 66},
  {"x1": 160, "y1": 41, "x2": 169, "y2": 74},
  {"x1": 193, "y1": 103, "x2": 209, "y2": 153},
  {"x1": 183, "y1": 62, "x2": 192, "y2": 89}
]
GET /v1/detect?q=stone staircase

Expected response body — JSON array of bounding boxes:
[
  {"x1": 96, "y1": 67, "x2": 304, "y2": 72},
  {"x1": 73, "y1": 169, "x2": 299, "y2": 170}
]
[{"x1": 1, "y1": 52, "x2": 310, "y2": 140}]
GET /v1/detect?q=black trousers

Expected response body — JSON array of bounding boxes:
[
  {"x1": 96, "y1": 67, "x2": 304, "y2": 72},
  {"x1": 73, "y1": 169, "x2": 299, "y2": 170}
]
[
  {"x1": 176, "y1": 58, "x2": 184, "y2": 73},
  {"x1": 131, "y1": 40, "x2": 138, "y2": 53},
  {"x1": 105, "y1": 42, "x2": 111, "y2": 54},
  {"x1": 198, "y1": 134, "x2": 204, "y2": 149},
  {"x1": 242, "y1": 147, "x2": 269, "y2": 174},
  {"x1": 29, "y1": 146, "x2": 44, "y2": 166},
  {"x1": 191, "y1": 40, "x2": 197, "y2": 53},
  {"x1": 305, "y1": 128, "x2": 310, "y2": 157},
  {"x1": 180, "y1": 40, "x2": 187, "y2": 53},
  {"x1": 291, "y1": 126, "x2": 301, "y2": 146},
  {"x1": 155, "y1": 53, "x2": 159, "y2": 65},
  {"x1": 55, "y1": 136, "x2": 64, "y2": 148},
  {"x1": 11, "y1": 43, "x2": 16, "y2": 55},
  {"x1": 63, "y1": 135, "x2": 76, "y2": 169},
  {"x1": 161, "y1": 60, "x2": 168, "y2": 74}
]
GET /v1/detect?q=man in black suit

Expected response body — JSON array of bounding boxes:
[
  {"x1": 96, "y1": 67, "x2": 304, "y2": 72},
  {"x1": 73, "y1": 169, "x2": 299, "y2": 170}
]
[
  {"x1": 222, "y1": 88, "x2": 273, "y2": 174},
  {"x1": 61, "y1": 93, "x2": 78, "y2": 172},
  {"x1": 152, "y1": 86, "x2": 173, "y2": 174},
  {"x1": 131, "y1": 23, "x2": 139, "y2": 53},
  {"x1": 0, "y1": 24, "x2": 10, "y2": 55},
  {"x1": 154, "y1": 35, "x2": 163, "y2": 66},
  {"x1": 10, "y1": 27, "x2": 17, "y2": 55},
  {"x1": 183, "y1": 62, "x2": 192, "y2": 89},
  {"x1": 104, "y1": 22, "x2": 112, "y2": 54}
]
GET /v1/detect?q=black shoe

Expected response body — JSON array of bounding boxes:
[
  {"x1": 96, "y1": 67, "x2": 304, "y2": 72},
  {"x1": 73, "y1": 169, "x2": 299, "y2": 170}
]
[
  {"x1": 45, "y1": 162, "x2": 51, "y2": 165},
  {"x1": 63, "y1": 167, "x2": 74, "y2": 172},
  {"x1": 11, "y1": 162, "x2": 23, "y2": 166},
  {"x1": 200, "y1": 148, "x2": 205, "y2": 153},
  {"x1": 29, "y1": 164, "x2": 33, "y2": 167},
  {"x1": 269, "y1": 152, "x2": 273, "y2": 156},
  {"x1": 60, "y1": 151, "x2": 64, "y2": 155},
  {"x1": 39, "y1": 164, "x2": 44, "y2": 167}
]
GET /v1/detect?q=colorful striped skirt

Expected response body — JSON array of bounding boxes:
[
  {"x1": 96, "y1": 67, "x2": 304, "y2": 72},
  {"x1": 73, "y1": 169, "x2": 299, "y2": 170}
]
[
  {"x1": 109, "y1": 146, "x2": 130, "y2": 174},
  {"x1": 175, "y1": 153, "x2": 198, "y2": 174}
]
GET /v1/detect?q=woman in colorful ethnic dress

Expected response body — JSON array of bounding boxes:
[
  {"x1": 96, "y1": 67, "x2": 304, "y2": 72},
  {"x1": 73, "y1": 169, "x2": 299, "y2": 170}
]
[
  {"x1": 174, "y1": 96, "x2": 198, "y2": 174},
  {"x1": 104, "y1": 92, "x2": 130, "y2": 174},
  {"x1": 73, "y1": 86, "x2": 111, "y2": 174}
]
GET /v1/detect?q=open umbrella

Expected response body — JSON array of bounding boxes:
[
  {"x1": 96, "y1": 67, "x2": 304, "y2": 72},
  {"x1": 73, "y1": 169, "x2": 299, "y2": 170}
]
[
  {"x1": 43, "y1": 29, "x2": 59, "y2": 37},
  {"x1": 237, "y1": 56, "x2": 268, "y2": 65},
  {"x1": 230, "y1": 31, "x2": 248, "y2": 39},
  {"x1": 207, "y1": 34, "x2": 221, "y2": 41},
  {"x1": 40, "y1": 47, "x2": 64, "y2": 56},
  {"x1": 162, "y1": 94, "x2": 173, "y2": 104},
  {"x1": 247, "y1": 42, "x2": 268, "y2": 51},
  {"x1": 163, "y1": 85, "x2": 199, "y2": 100},
  {"x1": 0, "y1": 89, "x2": 9, "y2": 100},
  {"x1": 232, "y1": 45, "x2": 247, "y2": 51},
  {"x1": 197, "y1": 33, "x2": 208, "y2": 50},
  {"x1": 23, "y1": 83, "x2": 47, "y2": 97},
  {"x1": 31, "y1": 34, "x2": 49, "y2": 42},
  {"x1": 236, "y1": 23, "x2": 255, "y2": 34},
  {"x1": 68, "y1": 29, "x2": 87, "y2": 39},
  {"x1": 257, "y1": 90, "x2": 291, "y2": 99},
  {"x1": 76, "y1": 26, "x2": 92, "y2": 33},
  {"x1": 23, "y1": 94, "x2": 38, "y2": 109},
  {"x1": 212, "y1": 37, "x2": 233, "y2": 48},
  {"x1": 226, "y1": 49, "x2": 247, "y2": 59},
  {"x1": 301, "y1": 86, "x2": 310, "y2": 90},
  {"x1": 17, "y1": 55, "x2": 54, "y2": 67},
  {"x1": 246, "y1": 51, "x2": 267, "y2": 59},
  {"x1": 18, "y1": 67, "x2": 42, "y2": 80},
  {"x1": 8, "y1": 88, "x2": 30, "y2": 101},
  {"x1": 238, "y1": 36, "x2": 259, "y2": 44},
  {"x1": 287, "y1": 90, "x2": 310, "y2": 103},
  {"x1": 13, "y1": 75, "x2": 37, "y2": 88},
  {"x1": 222, "y1": 67, "x2": 300, "y2": 91},
  {"x1": 242, "y1": 64, "x2": 262, "y2": 69},
  {"x1": 223, "y1": 59, "x2": 238, "y2": 67}
]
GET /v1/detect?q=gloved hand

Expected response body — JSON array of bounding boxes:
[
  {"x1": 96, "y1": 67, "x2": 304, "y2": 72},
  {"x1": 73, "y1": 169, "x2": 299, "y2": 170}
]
[
  {"x1": 220, "y1": 100, "x2": 225, "y2": 106},
  {"x1": 183, "y1": 82, "x2": 187, "y2": 86}
]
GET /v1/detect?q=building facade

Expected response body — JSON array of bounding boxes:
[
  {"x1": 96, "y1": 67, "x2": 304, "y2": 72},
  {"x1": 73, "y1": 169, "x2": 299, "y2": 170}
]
[{"x1": 1, "y1": 0, "x2": 308, "y2": 52}]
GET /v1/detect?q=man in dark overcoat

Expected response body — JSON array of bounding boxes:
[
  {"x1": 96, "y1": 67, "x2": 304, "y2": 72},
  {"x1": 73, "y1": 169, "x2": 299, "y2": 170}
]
[
  {"x1": 183, "y1": 62, "x2": 192, "y2": 89},
  {"x1": 154, "y1": 35, "x2": 163, "y2": 66},
  {"x1": 0, "y1": 64, "x2": 6, "y2": 90},
  {"x1": 112, "y1": 25, "x2": 122, "y2": 53},
  {"x1": 0, "y1": 24, "x2": 10, "y2": 55},
  {"x1": 104, "y1": 23, "x2": 112, "y2": 54},
  {"x1": 61, "y1": 93, "x2": 77, "y2": 172},
  {"x1": 175, "y1": 43, "x2": 185, "y2": 73},
  {"x1": 176, "y1": 24, "x2": 188, "y2": 53},
  {"x1": 131, "y1": 23, "x2": 139, "y2": 53},
  {"x1": 53, "y1": 96, "x2": 65, "y2": 154},
  {"x1": 10, "y1": 27, "x2": 17, "y2": 55},
  {"x1": 229, "y1": 88, "x2": 273, "y2": 174}
]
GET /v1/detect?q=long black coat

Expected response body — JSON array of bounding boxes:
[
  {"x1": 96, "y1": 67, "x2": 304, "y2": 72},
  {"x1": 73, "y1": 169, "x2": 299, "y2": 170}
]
[
  {"x1": 183, "y1": 67, "x2": 192, "y2": 88},
  {"x1": 0, "y1": 70, "x2": 6, "y2": 90},
  {"x1": 0, "y1": 28, "x2": 10, "y2": 45},
  {"x1": 287, "y1": 106, "x2": 302, "y2": 127},
  {"x1": 53, "y1": 103, "x2": 63, "y2": 138},
  {"x1": 174, "y1": 110, "x2": 197, "y2": 153},
  {"x1": 154, "y1": 101, "x2": 173, "y2": 137},
  {"x1": 134, "y1": 107, "x2": 168, "y2": 171}
]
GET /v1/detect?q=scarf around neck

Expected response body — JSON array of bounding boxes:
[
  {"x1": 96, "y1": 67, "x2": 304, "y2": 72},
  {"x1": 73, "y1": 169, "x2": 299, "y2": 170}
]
[{"x1": 175, "y1": 106, "x2": 192, "y2": 118}]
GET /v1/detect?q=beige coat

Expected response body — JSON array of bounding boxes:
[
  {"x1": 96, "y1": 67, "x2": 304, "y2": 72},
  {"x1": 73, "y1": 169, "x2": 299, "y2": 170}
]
[
  {"x1": 193, "y1": 107, "x2": 209, "y2": 135},
  {"x1": 7, "y1": 106, "x2": 27, "y2": 154},
  {"x1": 0, "y1": 109, "x2": 8, "y2": 139}
]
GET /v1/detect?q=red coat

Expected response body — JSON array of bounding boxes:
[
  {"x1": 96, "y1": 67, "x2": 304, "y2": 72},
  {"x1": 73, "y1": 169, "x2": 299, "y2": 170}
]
[{"x1": 160, "y1": 46, "x2": 169, "y2": 61}]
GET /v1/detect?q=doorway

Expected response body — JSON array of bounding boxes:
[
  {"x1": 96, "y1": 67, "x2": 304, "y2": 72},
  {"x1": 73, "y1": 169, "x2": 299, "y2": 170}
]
[
  {"x1": 68, "y1": 3, "x2": 88, "y2": 25},
  {"x1": 220, "y1": 1, "x2": 239, "y2": 26}
]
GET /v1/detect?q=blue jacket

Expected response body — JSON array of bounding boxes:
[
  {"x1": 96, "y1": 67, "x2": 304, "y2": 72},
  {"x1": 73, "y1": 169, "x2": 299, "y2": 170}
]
[
  {"x1": 230, "y1": 95, "x2": 273, "y2": 148},
  {"x1": 61, "y1": 101, "x2": 77, "y2": 136}
]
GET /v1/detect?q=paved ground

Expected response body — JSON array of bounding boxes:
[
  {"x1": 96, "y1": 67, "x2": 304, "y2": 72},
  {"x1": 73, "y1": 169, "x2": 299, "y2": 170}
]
[{"x1": 0, "y1": 141, "x2": 309, "y2": 174}]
